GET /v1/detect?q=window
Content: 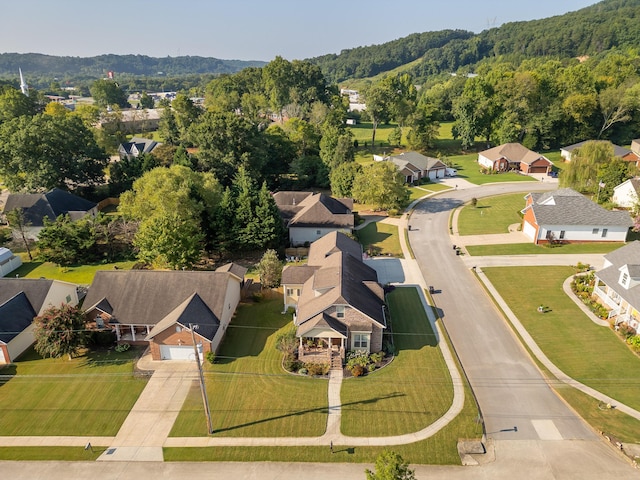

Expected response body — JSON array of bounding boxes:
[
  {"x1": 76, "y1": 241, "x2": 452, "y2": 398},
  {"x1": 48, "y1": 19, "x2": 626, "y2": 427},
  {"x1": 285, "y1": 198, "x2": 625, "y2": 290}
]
[
  {"x1": 316, "y1": 230, "x2": 321, "y2": 235},
  {"x1": 559, "y1": 230, "x2": 565, "y2": 239},
  {"x1": 175, "y1": 326, "x2": 182, "y2": 333},
  {"x1": 602, "y1": 228, "x2": 608, "y2": 238},
  {"x1": 66, "y1": 294, "x2": 72, "y2": 303},
  {"x1": 621, "y1": 272, "x2": 629, "y2": 287},
  {"x1": 336, "y1": 305, "x2": 345, "y2": 318},
  {"x1": 286, "y1": 288, "x2": 293, "y2": 296},
  {"x1": 592, "y1": 228, "x2": 599, "y2": 234},
  {"x1": 286, "y1": 288, "x2": 301, "y2": 297},
  {"x1": 353, "y1": 334, "x2": 369, "y2": 349},
  {"x1": 96, "y1": 317, "x2": 105, "y2": 328}
]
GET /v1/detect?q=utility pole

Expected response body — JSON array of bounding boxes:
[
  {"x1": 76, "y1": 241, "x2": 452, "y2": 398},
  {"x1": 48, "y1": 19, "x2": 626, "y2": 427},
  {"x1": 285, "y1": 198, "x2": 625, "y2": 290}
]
[{"x1": 190, "y1": 324, "x2": 214, "y2": 434}]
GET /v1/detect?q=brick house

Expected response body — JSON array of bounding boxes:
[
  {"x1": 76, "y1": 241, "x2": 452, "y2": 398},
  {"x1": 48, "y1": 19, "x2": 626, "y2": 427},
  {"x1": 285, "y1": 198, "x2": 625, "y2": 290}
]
[{"x1": 479, "y1": 143, "x2": 553, "y2": 174}]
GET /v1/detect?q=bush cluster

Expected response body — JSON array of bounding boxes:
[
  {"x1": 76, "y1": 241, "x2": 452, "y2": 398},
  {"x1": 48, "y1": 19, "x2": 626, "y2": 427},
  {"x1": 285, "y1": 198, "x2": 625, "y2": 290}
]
[{"x1": 345, "y1": 350, "x2": 385, "y2": 377}]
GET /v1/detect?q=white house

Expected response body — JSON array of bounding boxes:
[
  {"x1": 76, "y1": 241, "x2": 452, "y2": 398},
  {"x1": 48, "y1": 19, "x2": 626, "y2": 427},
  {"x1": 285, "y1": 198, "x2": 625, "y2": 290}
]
[
  {"x1": 0, "y1": 247, "x2": 22, "y2": 277},
  {"x1": 612, "y1": 177, "x2": 640, "y2": 209},
  {"x1": 521, "y1": 188, "x2": 632, "y2": 244},
  {"x1": 593, "y1": 241, "x2": 640, "y2": 334},
  {"x1": 561, "y1": 140, "x2": 640, "y2": 165},
  {"x1": 0, "y1": 278, "x2": 79, "y2": 364}
]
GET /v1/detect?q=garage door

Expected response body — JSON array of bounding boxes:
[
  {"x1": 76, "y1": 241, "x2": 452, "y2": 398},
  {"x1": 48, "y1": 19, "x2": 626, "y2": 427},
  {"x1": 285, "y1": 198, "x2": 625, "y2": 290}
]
[
  {"x1": 523, "y1": 221, "x2": 537, "y2": 240},
  {"x1": 159, "y1": 344, "x2": 202, "y2": 361}
]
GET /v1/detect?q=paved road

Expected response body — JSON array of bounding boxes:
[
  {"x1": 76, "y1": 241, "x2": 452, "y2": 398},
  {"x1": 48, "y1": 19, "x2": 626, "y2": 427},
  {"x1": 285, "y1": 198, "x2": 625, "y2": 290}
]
[{"x1": 410, "y1": 182, "x2": 595, "y2": 441}]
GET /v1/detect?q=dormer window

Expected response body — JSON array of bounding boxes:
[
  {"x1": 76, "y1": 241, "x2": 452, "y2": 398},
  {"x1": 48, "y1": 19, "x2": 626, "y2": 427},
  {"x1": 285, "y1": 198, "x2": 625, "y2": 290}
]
[
  {"x1": 620, "y1": 272, "x2": 629, "y2": 288},
  {"x1": 336, "y1": 305, "x2": 345, "y2": 318}
]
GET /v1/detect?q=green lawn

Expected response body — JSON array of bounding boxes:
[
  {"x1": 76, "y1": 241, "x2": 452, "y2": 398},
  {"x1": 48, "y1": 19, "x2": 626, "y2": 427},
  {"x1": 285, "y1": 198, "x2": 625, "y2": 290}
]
[
  {"x1": 457, "y1": 193, "x2": 526, "y2": 235},
  {"x1": 466, "y1": 242, "x2": 625, "y2": 256},
  {"x1": 409, "y1": 183, "x2": 452, "y2": 202},
  {"x1": 357, "y1": 222, "x2": 403, "y2": 257},
  {"x1": 446, "y1": 153, "x2": 537, "y2": 185},
  {"x1": 12, "y1": 259, "x2": 136, "y2": 284},
  {"x1": 0, "y1": 347, "x2": 147, "y2": 436},
  {"x1": 341, "y1": 287, "x2": 454, "y2": 436},
  {"x1": 483, "y1": 266, "x2": 640, "y2": 442},
  {"x1": 169, "y1": 294, "x2": 327, "y2": 437},
  {"x1": 0, "y1": 447, "x2": 102, "y2": 461}
]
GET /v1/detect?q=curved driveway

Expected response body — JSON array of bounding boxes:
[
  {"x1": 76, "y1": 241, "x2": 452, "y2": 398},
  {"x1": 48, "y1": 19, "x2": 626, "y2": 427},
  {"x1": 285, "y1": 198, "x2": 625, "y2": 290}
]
[{"x1": 409, "y1": 182, "x2": 597, "y2": 441}]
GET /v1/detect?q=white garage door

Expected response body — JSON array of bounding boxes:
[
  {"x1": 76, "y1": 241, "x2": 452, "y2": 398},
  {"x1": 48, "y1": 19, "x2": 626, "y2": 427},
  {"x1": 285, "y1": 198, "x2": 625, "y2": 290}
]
[
  {"x1": 0, "y1": 348, "x2": 5, "y2": 364},
  {"x1": 159, "y1": 344, "x2": 201, "y2": 361},
  {"x1": 523, "y1": 221, "x2": 537, "y2": 240}
]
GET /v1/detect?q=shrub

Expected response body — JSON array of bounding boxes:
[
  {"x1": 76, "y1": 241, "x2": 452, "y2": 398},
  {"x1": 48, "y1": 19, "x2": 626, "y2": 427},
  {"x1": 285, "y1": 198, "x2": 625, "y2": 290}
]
[
  {"x1": 299, "y1": 367, "x2": 308, "y2": 375},
  {"x1": 351, "y1": 364, "x2": 365, "y2": 377},
  {"x1": 115, "y1": 343, "x2": 130, "y2": 353},
  {"x1": 205, "y1": 351, "x2": 216, "y2": 364},
  {"x1": 370, "y1": 351, "x2": 384, "y2": 363},
  {"x1": 307, "y1": 363, "x2": 329, "y2": 376},
  {"x1": 88, "y1": 330, "x2": 116, "y2": 347},
  {"x1": 388, "y1": 208, "x2": 399, "y2": 216},
  {"x1": 368, "y1": 364, "x2": 376, "y2": 373}
]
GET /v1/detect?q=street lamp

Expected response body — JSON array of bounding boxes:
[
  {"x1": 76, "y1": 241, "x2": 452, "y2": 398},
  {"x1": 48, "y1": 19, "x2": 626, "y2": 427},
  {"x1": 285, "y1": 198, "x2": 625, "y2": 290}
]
[{"x1": 189, "y1": 323, "x2": 214, "y2": 434}]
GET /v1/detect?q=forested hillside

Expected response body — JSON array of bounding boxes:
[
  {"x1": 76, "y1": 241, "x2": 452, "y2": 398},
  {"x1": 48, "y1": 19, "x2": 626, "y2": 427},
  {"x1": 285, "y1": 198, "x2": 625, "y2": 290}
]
[
  {"x1": 309, "y1": 0, "x2": 640, "y2": 83},
  {"x1": 0, "y1": 53, "x2": 265, "y2": 77}
]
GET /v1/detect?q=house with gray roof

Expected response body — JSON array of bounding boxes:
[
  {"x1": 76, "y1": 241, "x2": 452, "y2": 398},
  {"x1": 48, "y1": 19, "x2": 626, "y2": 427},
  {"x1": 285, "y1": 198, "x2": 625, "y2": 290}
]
[
  {"x1": 282, "y1": 231, "x2": 386, "y2": 366},
  {"x1": 3, "y1": 188, "x2": 97, "y2": 240},
  {"x1": 0, "y1": 247, "x2": 22, "y2": 277},
  {"x1": 593, "y1": 241, "x2": 640, "y2": 334},
  {"x1": 273, "y1": 191, "x2": 354, "y2": 247},
  {"x1": 0, "y1": 278, "x2": 79, "y2": 364},
  {"x1": 384, "y1": 151, "x2": 447, "y2": 183},
  {"x1": 561, "y1": 140, "x2": 640, "y2": 167},
  {"x1": 83, "y1": 267, "x2": 244, "y2": 361},
  {"x1": 612, "y1": 177, "x2": 640, "y2": 209},
  {"x1": 479, "y1": 143, "x2": 553, "y2": 174},
  {"x1": 521, "y1": 188, "x2": 632, "y2": 244},
  {"x1": 118, "y1": 137, "x2": 161, "y2": 160}
]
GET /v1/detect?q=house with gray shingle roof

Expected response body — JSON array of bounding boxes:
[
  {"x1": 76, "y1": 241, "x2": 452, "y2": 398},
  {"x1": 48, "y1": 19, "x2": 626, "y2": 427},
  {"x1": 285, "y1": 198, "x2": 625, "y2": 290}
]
[
  {"x1": 273, "y1": 191, "x2": 354, "y2": 247},
  {"x1": 3, "y1": 188, "x2": 97, "y2": 240},
  {"x1": 83, "y1": 267, "x2": 244, "y2": 361},
  {"x1": 0, "y1": 278, "x2": 79, "y2": 364},
  {"x1": 384, "y1": 151, "x2": 447, "y2": 183},
  {"x1": 561, "y1": 140, "x2": 640, "y2": 167},
  {"x1": 612, "y1": 177, "x2": 640, "y2": 209},
  {"x1": 282, "y1": 232, "x2": 386, "y2": 365},
  {"x1": 479, "y1": 143, "x2": 553, "y2": 174},
  {"x1": 593, "y1": 241, "x2": 640, "y2": 334},
  {"x1": 521, "y1": 188, "x2": 632, "y2": 244},
  {"x1": 118, "y1": 137, "x2": 161, "y2": 160}
]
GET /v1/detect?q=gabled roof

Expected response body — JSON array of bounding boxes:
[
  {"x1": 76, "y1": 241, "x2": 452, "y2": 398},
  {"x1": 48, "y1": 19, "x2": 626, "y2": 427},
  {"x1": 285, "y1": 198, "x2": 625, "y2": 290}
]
[
  {"x1": 561, "y1": 140, "x2": 638, "y2": 160},
  {"x1": 307, "y1": 231, "x2": 362, "y2": 266},
  {"x1": 613, "y1": 177, "x2": 640, "y2": 194},
  {"x1": 119, "y1": 137, "x2": 160, "y2": 156},
  {"x1": 4, "y1": 188, "x2": 96, "y2": 227},
  {"x1": 597, "y1": 241, "x2": 640, "y2": 310},
  {"x1": 525, "y1": 188, "x2": 632, "y2": 227},
  {"x1": 480, "y1": 143, "x2": 548, "y2": 165},
  {"x1": 388, "y1": 152, "x2": 446, "y2": 173},
  {"x1": 281, "y1": 264, "x2": 318, "y2": 285},
  {"x1": 145, "y1": 292, "x2": 219, "y2": 342},
  {"x1": 83, "y1": 271, "x2": 238, "y2": 328},
  {"x1": 274, "y1": 192, "x2": 354, "y2": 229},
  {"x1": 0, "y1": 292, "x2": 36, "y2": 344},
  {"x1": 215, "y1": 262, "x2": 247, "y2": 281},
  {"x1": 297, "y1": 312, "x2": 348, "y2": 338},
  {"x1": 0, "y1": 278, "x2": 54, "y2": 312}
]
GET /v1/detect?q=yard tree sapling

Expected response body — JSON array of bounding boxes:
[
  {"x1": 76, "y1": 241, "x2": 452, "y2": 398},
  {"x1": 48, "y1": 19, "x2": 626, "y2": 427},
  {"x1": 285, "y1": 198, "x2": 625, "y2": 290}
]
[
  {"x1": 365, "y1": 451, "x2": 416, "y2": 480},
  {"x1": 258, "y1": 249, "x2": 282, "y2": 289}
]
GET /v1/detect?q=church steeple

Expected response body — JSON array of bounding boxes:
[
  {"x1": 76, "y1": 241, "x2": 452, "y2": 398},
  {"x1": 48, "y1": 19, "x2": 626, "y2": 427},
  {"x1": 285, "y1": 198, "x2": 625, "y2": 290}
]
[{"x1": 19, "y1": 68, "x2": 28, "y2": 96}]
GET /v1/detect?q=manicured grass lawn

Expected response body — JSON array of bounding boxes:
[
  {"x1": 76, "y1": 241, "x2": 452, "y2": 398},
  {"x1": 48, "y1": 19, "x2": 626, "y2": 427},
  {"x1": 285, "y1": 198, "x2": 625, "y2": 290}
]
[
  {"x1": 341, "y1": 287, "x2": 453, "y2": 436},
  {"x1": 357, "y1": 222, "x2": 403, "y2": 257},
  {"x1": 466, "y1": 242, "x2": 625, "y2": 256},
  {"x1": 13, "y1": 259, "x2": 136, "y2": 284},
  {"x1": 169, "y1": 294, "x2": 327, "y2": 437},
  {"x1": 0, "y1": 347, "x2": 147, "y2": 436},
  {"x1": 457, "y1": 193, "x2": 526, "y2": 235},
  {"x1": 349, "y1": 122, "x2": 396, "y2": 147},
  {"x1": 446, "y1": 153, "x2": 537, "y2": 185},
  {"x1": 0, "y1": 447, "x2": 102, "y2": 461},
  {"x1": 409, "y1": 183, "x2": 452, "y2": 201},
  {"x1": 482, "y1": 266, "x2": 640, "y2": 442}
]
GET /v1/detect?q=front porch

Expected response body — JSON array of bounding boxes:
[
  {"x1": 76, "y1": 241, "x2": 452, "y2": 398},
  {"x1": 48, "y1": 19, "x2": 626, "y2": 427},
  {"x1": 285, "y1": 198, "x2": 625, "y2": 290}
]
[
  {"x1": 298, "y1": 337, "x2": 345, "y2": 367},
  {"x1": 115, "y1": 324, "x2": 152, "y2": 344}
]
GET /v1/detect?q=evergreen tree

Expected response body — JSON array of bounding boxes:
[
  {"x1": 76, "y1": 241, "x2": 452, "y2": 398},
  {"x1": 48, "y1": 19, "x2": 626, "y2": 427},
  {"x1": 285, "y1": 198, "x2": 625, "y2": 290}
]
[{"x1": 255, "y1": 181, "x2": 285, "y2": 249}]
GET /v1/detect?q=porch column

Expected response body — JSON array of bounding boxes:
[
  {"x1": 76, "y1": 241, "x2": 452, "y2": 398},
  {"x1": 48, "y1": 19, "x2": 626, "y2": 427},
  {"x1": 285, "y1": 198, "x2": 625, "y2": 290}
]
[
  {"x1": 115, "y1": 324, "x2": 121, "y2": 341},
  {"x1": 130, "y1": 325, "x2": 135, "y2": 342}
]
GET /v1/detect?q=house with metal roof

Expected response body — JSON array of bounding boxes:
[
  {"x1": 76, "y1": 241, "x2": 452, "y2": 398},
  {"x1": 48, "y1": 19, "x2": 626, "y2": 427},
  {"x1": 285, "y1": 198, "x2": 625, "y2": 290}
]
[
  {"x1": 282, "y1": 232, "x2": 386, "y2": 367},
  {"x1": 0, "y1": 278, "x2": 79, "y2": 364},
  {"x1": 3, "y1": 188, "x2": 97, "y2": 240},
  {"x1": 593, "y1": 241, "x2": 640, "y2": 334},
  {"x1": 478, "y1": 143, "x2": 553, "y2": 174},
  {"x1": 521, "y1": 188, "x2": 632, "y2": 244},
  {"x1": 273, "y1": 191, "x2": 354, "y2": 247},
  {"x1": 82, "y1": 266, "x2": 245, "y2": 361}
]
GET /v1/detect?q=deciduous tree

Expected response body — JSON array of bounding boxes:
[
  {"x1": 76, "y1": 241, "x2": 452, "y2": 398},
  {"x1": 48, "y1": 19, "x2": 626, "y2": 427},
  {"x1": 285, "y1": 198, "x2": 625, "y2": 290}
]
[
  {"x1": 33, "y1": 304, "x2": 87, "y2": 360},
  {"x1": 258, "y1": 249, "x2": 282, "y2": 289},
  {"x1": 365, "y1": 451, "x2": 416, "y2": 480},
  {"x1": 352, "y1": 161, "x2": 409, "y2": 211}
]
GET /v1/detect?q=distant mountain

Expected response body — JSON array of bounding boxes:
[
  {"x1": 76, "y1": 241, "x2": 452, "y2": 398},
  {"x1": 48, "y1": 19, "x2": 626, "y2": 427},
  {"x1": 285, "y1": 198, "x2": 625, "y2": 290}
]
[
  {"x1": 0, "y1": 53, "x2": 266, "y2": 77},
  {"x1": 309, "y1": 0, "x2": 640, "y2": 84}
]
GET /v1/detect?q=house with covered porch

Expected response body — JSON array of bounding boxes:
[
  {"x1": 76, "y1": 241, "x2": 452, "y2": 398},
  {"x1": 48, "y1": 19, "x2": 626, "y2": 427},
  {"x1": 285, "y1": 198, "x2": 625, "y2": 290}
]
[
  {"x1": 282, "y1": 231, "x2": 387, "y2": 367},
  {"x1": 83, "y1": 264, "x2": 245, "y2": 360},
  {"x1": 593, "y1": 241, "x2": 640, "y2": 334}
]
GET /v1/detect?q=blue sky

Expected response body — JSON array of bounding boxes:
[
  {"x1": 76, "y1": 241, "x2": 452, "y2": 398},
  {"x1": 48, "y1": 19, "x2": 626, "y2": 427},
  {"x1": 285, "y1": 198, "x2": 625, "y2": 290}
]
[{"x1": 2, "y1": 0, "x2": 597, "y2": 61}]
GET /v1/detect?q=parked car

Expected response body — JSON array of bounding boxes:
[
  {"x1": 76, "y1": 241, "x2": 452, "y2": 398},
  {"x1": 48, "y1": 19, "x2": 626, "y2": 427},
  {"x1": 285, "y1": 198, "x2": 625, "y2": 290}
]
[{"x1": 547, "y1": 170, "x2": 558, "y2": 178}]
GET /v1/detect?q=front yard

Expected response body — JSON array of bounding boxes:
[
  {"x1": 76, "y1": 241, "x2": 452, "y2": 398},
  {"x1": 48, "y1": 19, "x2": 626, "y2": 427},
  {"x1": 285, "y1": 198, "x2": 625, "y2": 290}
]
[
  {"x1": 169, "y1": 294, "x2": 328, "y2": 437},
  {"x1": 341, "y1": 287, "x2": 455, "y2": 436},
  {"x1": 0, "y1": 347, "x2": 147, "y2": 436},
  {"x1": 445, "y1": 153, "x2": 538, "y2": 185},
  {"x1": 357, "y1": 222, "x2": 403, "y2": 257},
  {"x1": 457, "y1": 193, "x2": 526, "y2": 235},
  {"x1": 483, "y1": 266, "x2": 640, "y2": 442},
  {"x1": 466, "y1": 242, "x2": 625, "y2": 256}
]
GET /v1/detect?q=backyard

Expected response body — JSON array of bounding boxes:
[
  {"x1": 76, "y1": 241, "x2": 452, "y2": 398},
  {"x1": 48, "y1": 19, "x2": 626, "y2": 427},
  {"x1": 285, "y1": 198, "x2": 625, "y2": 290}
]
[
  {"x1": 357, "y1": 221, "x2": 403, "y2": 257},
  {"x1": 482, "y1": 265, "x2": 640, "y2": 442},
  {"x1": 0, "y1": 346, "x2": 147, "y2": 437},
  {"x1": 12, "y1": 258, "x2": 136, "y2": 284}
]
